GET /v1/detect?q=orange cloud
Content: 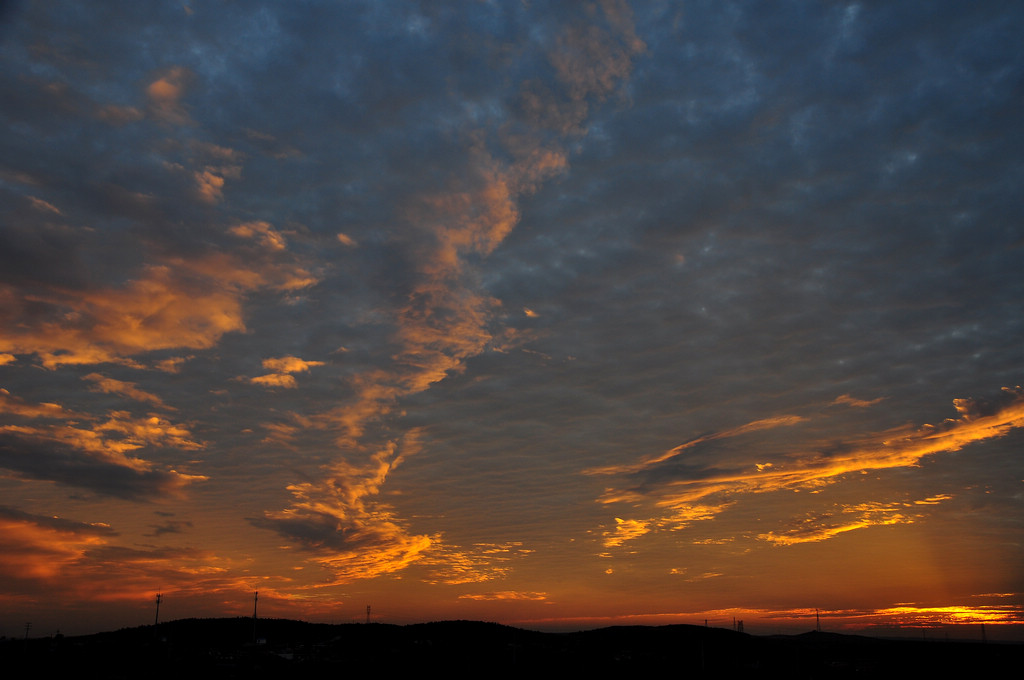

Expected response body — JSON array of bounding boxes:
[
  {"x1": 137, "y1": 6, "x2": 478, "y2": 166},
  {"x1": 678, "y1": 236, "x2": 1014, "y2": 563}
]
[
  {"x1": 0, "y1": 509, "x2": 259, "y2": 604},
  {"x1": 258, "y1": 432, "x2": 437, "y2": 583},
  {"x1": 146, "y1": 66, "x2": 192, "y2": 125},
  {"x1": 419, "y1": 542, "x2": 534, "y2": 585},
  {"x1": 0, "y1": 253, "x2": 314, "y2": 368},
  {"x1": 0, "y1": 389, "x2": 204, "y2": 498},
  {"x1": 194, "y1": 168, "x2": 226, "y2": 202},
  {"x1": 28, "y1": 195, "x2": 62, "y2": 214},
  {"x1": 600, "y1": 503, "x2": 733, "y2": 550},
  {"x1": 250, "y1": 373, "x2": 298, "y2": 389},
  {"x1": 155, "y1": 356, "x2": 191, "y2": 373},
  {"x1": 83, "y1": 372, "x2": 173, "y2": 410},
  {"x1": 0, "y1": 388, "x2": 73, "y2": 419},
  {"x1": 532, "y1": 0, "x2": 646, "y2": 134},
  {"x1": 94, "y1": 410, "x2": 202, "y2": 451},
  {"x1": 248, "y1": 356, "x2": 325, "y2": 389},
  {"x1": 602, "y1": 517, "x2": 651, "y2": 548},
  {"x1": 831, "y1": 393, "x2": 886, "y2": 408},
  {"x1": 231, "y1": 220, "x2": 287, "y2": 250},
  {"x1": 595, "y1": 387, "x2": 1024, "y2": 544},
  {"x1": 0, "y1": 515, "x2": 110, "y2": 582},
  {"x1": 459, "y1": 591, "x2": 549, "y2": 602},
  {"x1": 756, "y1": 498, "x2": 940, "y2": 546},
  {"x1": 262, "y1": 356, "x2": 325, "y2": 373}
]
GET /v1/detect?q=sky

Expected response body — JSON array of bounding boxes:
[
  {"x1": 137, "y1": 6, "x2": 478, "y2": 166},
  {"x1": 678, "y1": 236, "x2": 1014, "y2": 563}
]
[{"x1": 1, "y1": 0, "x2": 1022, "y2": 640}]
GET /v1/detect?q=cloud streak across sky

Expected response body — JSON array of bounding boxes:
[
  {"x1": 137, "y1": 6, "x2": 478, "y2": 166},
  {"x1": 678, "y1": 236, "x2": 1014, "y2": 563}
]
[{"x1": 1, "y1": 1, "x2": 1022, "y2": 637}]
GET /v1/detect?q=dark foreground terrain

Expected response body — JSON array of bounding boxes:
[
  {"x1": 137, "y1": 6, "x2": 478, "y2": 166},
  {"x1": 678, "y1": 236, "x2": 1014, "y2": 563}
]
[{"x1": 3, "y1": 617, "x2": 1019, "y2": 678}]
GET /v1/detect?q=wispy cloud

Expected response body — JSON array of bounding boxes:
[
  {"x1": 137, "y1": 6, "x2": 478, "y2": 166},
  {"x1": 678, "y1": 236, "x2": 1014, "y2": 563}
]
[
  {"x1": 83, "y1": 372, "x2": 173, "y2": 410},
  {"x1": 585, "y1": 415, "x2": 806, "y2": 476},
  {"x1": 459, "y1": 591, "x2": 549, "y2": 602},
  {"x1": 255, "y1": 431, "x2": 436, "y2": 583},
  {"x1": 261, "y1": 1, "x2": 647, "y2": 582},
  {"x1": 595, "y1": 387, "x2": 1024, "y2": 545},
  {"x1": 757, "y1": 497, "x2": 950, "y2": 546},
  {"x1": 831, "y1": 394, "x2": 886, "y2": 408}
]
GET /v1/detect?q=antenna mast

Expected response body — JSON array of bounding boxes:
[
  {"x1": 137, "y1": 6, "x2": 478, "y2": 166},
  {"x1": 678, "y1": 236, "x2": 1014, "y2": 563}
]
[
  {"x1": 366, "y1": 605, "x2": 371, "y2": 624},
  {"x1": 252, "y1": 590, "x2": 259, "y2": 643},
  {"x1": 155, "y1": 593, "x2": 162, "y2": 626},
  {"x1": 816, "y1": 608, "x2": 821, "y2": 632}
]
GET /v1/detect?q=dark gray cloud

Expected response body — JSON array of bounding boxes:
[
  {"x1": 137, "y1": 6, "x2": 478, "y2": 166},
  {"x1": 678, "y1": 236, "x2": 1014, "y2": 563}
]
[
  {"x1": 0, "y1": 504, "x2": 117, "y2": 536},
  {"x1": 0, "y1": 431, "x2": 199, "y2": 500}
]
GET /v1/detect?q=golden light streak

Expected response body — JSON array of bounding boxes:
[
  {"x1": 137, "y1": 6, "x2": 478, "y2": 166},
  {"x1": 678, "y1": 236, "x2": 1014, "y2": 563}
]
[
  {"x1": 601, "y1": 388, "x2": 1024, "y2": 509},
  {"x1": 872, "y1": 605, "x2": 1023, "y2": 626},
  {"x1": 585, "y1": 415, "x2": 807, "y2": 476},
  {"x1": 590, "y1": 388, "x2": 1024, "y2": 548},
  {"x1": 519, "y1": 604, "x2": 1023, "y2": 633},
  {"x1": 459, "y1": 591, "x2": 549, "y2": 601},
  {"x1": 831, "y1": 394, "x2": 886, "y2": 408},
  {"x1": 757, "y1": 498, "x2": 939, "y2": 545}
]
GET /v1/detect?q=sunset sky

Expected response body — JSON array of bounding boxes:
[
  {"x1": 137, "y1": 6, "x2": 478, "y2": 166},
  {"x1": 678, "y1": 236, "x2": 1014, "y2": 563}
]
[{"x1": 2, "y1": 1, "x2": 1022, "y2": 639}]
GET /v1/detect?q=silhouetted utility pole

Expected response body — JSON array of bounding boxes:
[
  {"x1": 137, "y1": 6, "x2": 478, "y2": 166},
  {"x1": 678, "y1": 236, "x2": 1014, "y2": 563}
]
[
  {"x1": 155, "y1": 593, "x2": 162, "y2": 626},
  {"x1": 252, "y1": 590, "x2": 258, "y2": 643},
  {"x1": 816, "y1": 608, "x2": 821, "y2": 632},
  {"x1": 366, "y1": 605, "x2": 371, "y2": 624},
  {"x1": 24, "y1": 622, "x2": 31, "y2": 640},
  {"x1": 981, "y1": 623, "x2": 987, "y2": 643}
]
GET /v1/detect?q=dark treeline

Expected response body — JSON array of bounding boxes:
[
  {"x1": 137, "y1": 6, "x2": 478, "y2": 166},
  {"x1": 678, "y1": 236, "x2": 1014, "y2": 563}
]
[{"x1": 2, "y1": 617, "x2": 1019, "y2": 678}]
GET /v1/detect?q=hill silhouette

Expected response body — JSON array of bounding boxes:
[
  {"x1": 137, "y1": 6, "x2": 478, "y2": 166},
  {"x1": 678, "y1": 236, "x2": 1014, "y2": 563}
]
[{"x1": 2, "y1": 617, "x2": 1018, "y2": 678}]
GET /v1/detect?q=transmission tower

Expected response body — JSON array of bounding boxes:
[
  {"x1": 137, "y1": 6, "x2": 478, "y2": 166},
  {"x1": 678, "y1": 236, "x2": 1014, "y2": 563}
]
[
  {"x1": 366, "y1": 605, "x2": 371, "y2": 624},
  {"x1": 155, "y1": 593, "x2": 162, "y2": 626},
  {"x1": 253, "y1": 590, "x2": 259, "y2": 643}
]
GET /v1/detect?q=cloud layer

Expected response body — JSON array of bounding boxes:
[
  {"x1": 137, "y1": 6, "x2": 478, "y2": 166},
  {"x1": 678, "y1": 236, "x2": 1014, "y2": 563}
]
[{"x1": 0, "y1": 0, "x2": 1022, "y2": 637}]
